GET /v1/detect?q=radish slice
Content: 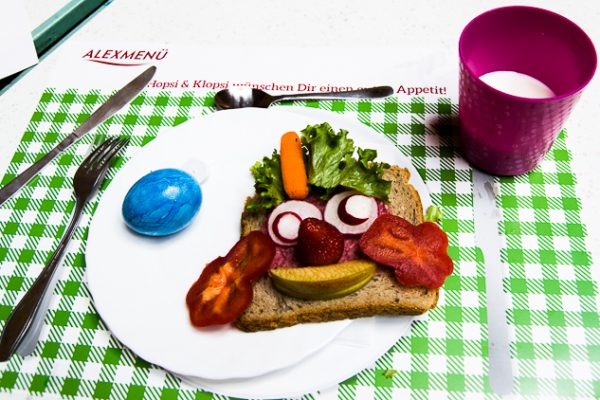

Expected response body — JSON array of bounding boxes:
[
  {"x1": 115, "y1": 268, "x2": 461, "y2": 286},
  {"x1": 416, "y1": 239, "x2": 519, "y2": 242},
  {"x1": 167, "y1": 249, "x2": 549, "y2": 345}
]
[
  {"x1": 324, "y1": 191, "x2": 378, "y2": 235},
  {"x1": 267, "y1": 201, "x2": 322, "y2": 246},
  {"x1": 272, "y1": 212, "x2": 301, "y2": 244},
  {"x1": 339, "y1": 196, "x2": 370, "y2": 225}
]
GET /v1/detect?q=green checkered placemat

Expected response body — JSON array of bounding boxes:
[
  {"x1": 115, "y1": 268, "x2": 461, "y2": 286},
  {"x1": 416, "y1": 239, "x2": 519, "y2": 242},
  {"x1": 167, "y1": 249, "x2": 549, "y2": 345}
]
[{"x1": 0, "y1": 89, "x2": 597, "y2": 399}]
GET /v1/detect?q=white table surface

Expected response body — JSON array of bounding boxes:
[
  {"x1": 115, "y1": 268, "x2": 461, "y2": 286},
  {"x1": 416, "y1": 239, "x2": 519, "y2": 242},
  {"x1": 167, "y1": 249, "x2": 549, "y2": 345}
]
[{"x1": 2, "y1": 0, "x2": 600, "y2": 280}]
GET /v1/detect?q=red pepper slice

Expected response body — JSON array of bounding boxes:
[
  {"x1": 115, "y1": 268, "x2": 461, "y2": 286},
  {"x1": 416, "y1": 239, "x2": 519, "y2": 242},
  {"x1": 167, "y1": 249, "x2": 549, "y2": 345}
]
[
  {"x1": 359, "y1": 214, "x2": 453, "y2": 289},
  {"x1": 186, "y1": 231, "x2": 275, "y2": 327}
]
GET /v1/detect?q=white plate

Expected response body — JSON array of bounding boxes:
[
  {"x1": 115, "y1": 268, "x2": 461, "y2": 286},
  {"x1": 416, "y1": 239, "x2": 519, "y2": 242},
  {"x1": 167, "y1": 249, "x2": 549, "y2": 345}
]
[
  {"x1": 179, "y1": 315, "x2": 419, "y2": 399},
  {"x1": 85, "y1": 107, "x2": 431, "y2": 383},
  {"x1": 174, "y1": 108, "x2": 432, "y2": 399}
]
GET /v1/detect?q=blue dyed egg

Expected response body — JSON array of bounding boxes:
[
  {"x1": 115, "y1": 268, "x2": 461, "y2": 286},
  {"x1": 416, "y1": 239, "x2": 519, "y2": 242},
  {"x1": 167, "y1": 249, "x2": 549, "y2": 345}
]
[{"x1": 122, "y1": 169, "x2": 202, "y2": 236}]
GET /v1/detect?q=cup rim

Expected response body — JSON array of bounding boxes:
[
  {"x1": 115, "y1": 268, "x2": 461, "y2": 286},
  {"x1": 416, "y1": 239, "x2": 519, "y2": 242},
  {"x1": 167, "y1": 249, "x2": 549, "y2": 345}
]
[{"x1": 459, "y1": 5, "x2": 597, "y2": 103}]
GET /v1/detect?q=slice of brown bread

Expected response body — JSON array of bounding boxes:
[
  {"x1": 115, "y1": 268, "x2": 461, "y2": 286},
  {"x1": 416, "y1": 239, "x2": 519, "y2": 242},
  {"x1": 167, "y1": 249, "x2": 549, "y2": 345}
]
[{"x1": 235, "y1": 165, "x2": 438, "y2": 332}]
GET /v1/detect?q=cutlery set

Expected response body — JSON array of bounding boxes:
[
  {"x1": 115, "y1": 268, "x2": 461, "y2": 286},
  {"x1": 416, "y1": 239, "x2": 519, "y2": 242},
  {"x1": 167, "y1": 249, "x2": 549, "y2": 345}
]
[
  {"x1": 0, "y1": 65, "x2": 518, "y2": 396},
  {"x1": 0, "y1": 66, "x2": 156, "y2": 361}
]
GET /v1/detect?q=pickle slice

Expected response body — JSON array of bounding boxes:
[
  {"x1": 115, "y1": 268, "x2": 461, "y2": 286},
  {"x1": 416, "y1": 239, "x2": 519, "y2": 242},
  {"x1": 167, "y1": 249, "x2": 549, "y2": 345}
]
[{"x1": 270, "y1": 260, "x2": 376, "y2": 300}]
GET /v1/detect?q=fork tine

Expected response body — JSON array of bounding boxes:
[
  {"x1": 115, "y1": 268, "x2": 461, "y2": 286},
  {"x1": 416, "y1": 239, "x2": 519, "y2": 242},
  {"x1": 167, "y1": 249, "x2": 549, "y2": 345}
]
[
  {"x1": 91, "y1": 137, "x2": 121, "y2": 167},
  {"x1": 82, "y1": 136, "x2": 119, "y2": 168},
  {"x1": 72, "y1": 137, "x2": 129, "y2": 203},
  {"x1": 91, "y1": 138, "x2": 129, "y2": 175}
]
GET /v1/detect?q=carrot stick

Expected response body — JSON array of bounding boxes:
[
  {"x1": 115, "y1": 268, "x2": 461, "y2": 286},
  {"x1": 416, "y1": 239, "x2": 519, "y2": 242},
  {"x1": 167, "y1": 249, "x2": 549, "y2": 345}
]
[{"x1": 280, "y1": 131, "x2": 309, "y2": 199}]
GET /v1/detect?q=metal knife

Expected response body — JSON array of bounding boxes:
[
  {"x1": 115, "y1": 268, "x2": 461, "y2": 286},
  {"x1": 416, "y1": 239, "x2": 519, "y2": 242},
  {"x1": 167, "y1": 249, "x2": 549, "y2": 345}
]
[
  {"x1": 472, "y1": 169, "x2": 514, "y2": 396},
  {"x1": 0, "y1": 66, "x2": 156, "y2": 207}
]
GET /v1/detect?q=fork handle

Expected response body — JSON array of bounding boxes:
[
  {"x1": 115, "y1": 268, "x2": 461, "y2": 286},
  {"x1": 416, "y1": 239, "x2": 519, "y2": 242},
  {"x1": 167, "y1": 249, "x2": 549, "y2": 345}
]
[{"x1": 0, "y1": 200, "x2": 85, "y2": 361}]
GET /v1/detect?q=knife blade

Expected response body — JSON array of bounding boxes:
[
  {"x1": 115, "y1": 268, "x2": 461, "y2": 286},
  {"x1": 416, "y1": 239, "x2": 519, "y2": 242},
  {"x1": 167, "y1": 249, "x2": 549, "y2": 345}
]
[
  {"x1": 0, "y1": 66, "x2": 156, "y2": 207},
  {"x1": 472, "y1": 169, "x2": 514, "y2": 395}
]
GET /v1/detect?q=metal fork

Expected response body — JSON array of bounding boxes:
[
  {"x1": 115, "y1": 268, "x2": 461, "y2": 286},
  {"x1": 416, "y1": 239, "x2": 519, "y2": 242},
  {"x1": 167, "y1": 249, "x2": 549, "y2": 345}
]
[{"x1": 0, "y1": 137, "x2": 129, "y2": 361}]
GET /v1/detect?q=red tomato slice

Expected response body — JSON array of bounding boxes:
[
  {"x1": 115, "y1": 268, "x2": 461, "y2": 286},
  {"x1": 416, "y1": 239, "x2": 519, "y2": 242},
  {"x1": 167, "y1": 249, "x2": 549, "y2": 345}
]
[
  {"x1": 186, "y1": 231, "x2": 275, "y2": 327},
  {"x1": 225, "y1": 231, "x2": 276, "y2": 282},
  {"x1": 359, "y1": 214, "x2": 453, "y2": 289}
]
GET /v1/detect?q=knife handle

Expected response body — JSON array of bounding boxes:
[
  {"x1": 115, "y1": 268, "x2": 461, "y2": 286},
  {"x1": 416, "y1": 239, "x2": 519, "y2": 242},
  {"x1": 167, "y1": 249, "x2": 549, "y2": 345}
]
[{"x1": 0, "y1": 134, "x2": 78, "y2": 207}]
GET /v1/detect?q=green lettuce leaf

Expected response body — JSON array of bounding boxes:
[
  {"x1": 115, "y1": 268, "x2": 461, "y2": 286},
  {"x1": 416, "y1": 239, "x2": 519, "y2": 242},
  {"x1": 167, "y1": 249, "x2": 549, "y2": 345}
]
[
  {"x1": 339, "y1": 147, "x2": 391, "y2": 199},
  {"x1": 245, "y1": 150, "x2": 285, "y2": 213},
  {"x1": 424, "y1": 205, "x2": 443, "y2": 222},
  {"x1": 245, "y1": 123, "x2": 391, "y2": 214},
  {"x1": 301, "y1": 123, "x2": 390, "y2": 200},
  {"x1": 301, "y1": 122, "x2": 355, "y2": 189}
]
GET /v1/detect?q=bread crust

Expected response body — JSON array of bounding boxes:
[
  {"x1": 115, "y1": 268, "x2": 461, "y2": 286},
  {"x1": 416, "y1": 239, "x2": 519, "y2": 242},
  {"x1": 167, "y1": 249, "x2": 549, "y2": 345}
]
[{"x1": 235, "y1": 165, "x2": 439, "y2": 332}]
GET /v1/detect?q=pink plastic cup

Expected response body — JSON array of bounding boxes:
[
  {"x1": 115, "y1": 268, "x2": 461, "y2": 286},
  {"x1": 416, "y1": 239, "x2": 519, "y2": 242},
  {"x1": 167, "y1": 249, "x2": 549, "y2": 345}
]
[{"x1": 458, "y1": 6, "x2": 597, "y2": 175}]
